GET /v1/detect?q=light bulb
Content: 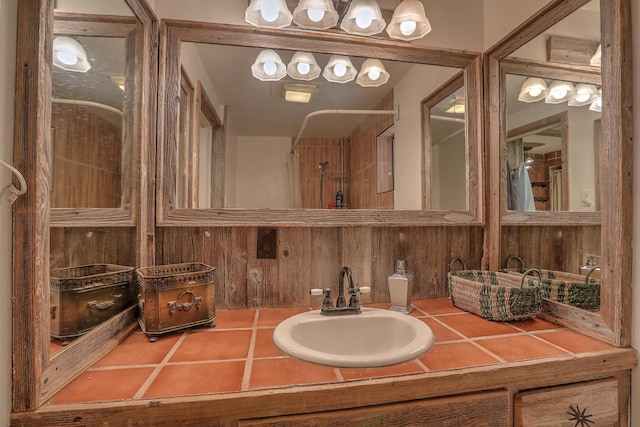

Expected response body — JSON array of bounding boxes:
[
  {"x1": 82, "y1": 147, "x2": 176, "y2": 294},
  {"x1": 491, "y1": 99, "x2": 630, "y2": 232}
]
[
  {"x1": 297, "y1": 62, "x2": 310, "y2": 75},
  {"x1": 528, "y1": 87, "x2": 543, "y2": 97},
  {"x1": 307, "y1": 8, "x2": 324, "y2": 22},
  {"x1": 575, "y1": 91, "x2": 590, "y2": 103},
  {"x1": 552, "y1": 88, "x2": 567, "y2": 100},
  {"x1": 355, "y1": 8, "x2": 374, "y2": 29},
  {"x1": 368, "y1": 69, "x2": 381, "y2": 80},
  {"x1": 399, "y1": 20, "x2": 417, "y2": 36},
  {"x1": 333, "y1": 63, "x2": 347, "y2": 77},
  {"x1": 56, "y1": 51, "x2": 78, "y2": 66},
  {"x1": 263, "y1": 61, "x2": 277, "y2": 76},
  {"x1": 261, "y1": 0, "x2": 280, "y2": 22}
]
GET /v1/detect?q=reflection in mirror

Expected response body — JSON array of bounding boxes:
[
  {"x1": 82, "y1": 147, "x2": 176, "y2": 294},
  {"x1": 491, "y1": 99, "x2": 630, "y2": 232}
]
[
  {"x1": 426, "y1": 84, "x2": 466, "y2": 210},
  {"x1": 376, "y1": 125, "x2": 394, "y2": 196},
  {"x1": 176, "y1": 41, "x2": 464, "y2": 211},
  {"x1": 505, "y1": 72, "x2": 601, "y2": 212}
]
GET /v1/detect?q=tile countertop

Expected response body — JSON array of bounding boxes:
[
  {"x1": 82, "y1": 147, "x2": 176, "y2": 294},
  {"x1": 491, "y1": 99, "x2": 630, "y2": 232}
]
[{"x1": 46, "y1": 298, "x2": 620, "y2": 405}]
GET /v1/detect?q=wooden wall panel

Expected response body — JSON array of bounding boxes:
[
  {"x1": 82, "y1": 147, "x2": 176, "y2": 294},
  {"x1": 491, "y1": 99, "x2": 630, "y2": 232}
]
[
  {"x1": 155, "y1": 225, "x2": 484, "y2": 310},
  {"x1": 500, "y1": 225, "x2": 601, "y2": 273},
  {"x1": 296, "y1": 137, "x2": 342, "y2": 209},
  {"x1": 50, "y1": 227, "x2": 136, "y2": 269},
  {"x1": 51, "y1": 104, "x2": 123, "y2": 208}
]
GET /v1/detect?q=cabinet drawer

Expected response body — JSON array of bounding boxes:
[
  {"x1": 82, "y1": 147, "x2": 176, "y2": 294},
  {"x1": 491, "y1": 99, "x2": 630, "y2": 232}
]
[
  {"x1": 514, "y1": 378, "x2": 618, "y2": 427},
  {"x1": 240, "y1": 390, "x2": 509, "y2": 427}
]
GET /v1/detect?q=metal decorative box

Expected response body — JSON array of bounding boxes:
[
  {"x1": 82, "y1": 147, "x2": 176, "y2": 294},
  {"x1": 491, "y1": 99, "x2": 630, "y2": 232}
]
[
  {"x1": 136, "y1": 263, "x2": 216, "y2": 341},
  {"x1": 50, "y1": 264, "x2": 135, "y2": 340}
]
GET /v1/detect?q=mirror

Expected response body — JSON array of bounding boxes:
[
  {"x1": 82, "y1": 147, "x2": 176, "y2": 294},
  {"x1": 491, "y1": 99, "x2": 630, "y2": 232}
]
[
  {"x1": 158, "y1": 21, "x2": 483, "y2": 225},
  {"x1": 488, "y1": 0, "x2": 633, "y2": 346}
]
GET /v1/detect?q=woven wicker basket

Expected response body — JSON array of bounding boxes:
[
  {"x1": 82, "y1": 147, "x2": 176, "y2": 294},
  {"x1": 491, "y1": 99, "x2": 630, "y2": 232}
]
[
  {"x1": 448, "y1": 258, "x2": 542, "y2": 321},
  {"x1": 501, "y1": 256, "x2": 601, "y2": 312}
]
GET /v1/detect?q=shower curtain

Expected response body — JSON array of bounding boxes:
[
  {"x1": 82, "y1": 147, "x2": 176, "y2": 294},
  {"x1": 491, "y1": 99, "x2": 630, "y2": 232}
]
[
  {"x1": 287, "y1": 151, "x2": 302, "y2": 208},
  {"x1": 512, "y1": 162, "x2": 536, "y2": 211},
  {"x1": 551, "y1": 168, "x2": 563, "y2": 211}
]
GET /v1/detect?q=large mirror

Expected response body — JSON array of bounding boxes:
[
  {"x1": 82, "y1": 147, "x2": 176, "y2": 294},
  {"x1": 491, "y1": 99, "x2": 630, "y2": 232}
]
[
  {"x1": 157, "y1": 22, "x2": 483, "y2": 226},
  {"x1": 488, "y1": 0, "x2": 632, "y2": 346}
]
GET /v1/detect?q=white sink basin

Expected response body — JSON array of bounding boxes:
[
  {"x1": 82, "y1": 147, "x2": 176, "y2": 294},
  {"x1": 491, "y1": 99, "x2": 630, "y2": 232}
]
[{"x1": 272, "y1": 307, "x2": 435, "y2": 368}]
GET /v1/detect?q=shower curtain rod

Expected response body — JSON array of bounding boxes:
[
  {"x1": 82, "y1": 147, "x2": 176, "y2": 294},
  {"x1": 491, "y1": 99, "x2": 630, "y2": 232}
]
[
  {"x1": 290, "y1": 108, "x2": 398, "y2": 153},
  {"x1": 52, "y1": 98, "x2": 123, "y2": 116}
]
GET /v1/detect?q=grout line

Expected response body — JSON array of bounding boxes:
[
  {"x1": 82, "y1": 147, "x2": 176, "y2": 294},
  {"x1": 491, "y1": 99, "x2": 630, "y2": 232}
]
[
  {"x1": 240, "y1": 309, "x2": 261, "y2": 391},
  {"x1": 132, "y1": 331, "x2": 189, "y2": 399},
  {"x1": 414, "y1": 358, "x2": 430, "y2": 372},
  {"x1": 334, "y1": 368, "x2": 344, "y2": 382}
]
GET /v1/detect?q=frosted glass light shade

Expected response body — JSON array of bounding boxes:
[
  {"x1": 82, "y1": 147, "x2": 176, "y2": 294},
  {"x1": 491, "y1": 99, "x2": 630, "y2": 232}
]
[
  {"x1": 386, "y1": 0, "x2": 431, "y2": 41},
  {"x1": 568, "y1": 84, "x2": 599, "y2": 106},
  {"x1": 53, "y1": 36, "x2": 91, "y2": 73},
  {"x1": 293, "y1": 0, "x2": 339, "y2": 30},
  {"x1": 251, "y1": 49, "x2": 286, "y2": 81},
  {"x1": 545, "y1": 80, "x2": 575, "y2": 104},
  {"x1": 245, "y1": 0, "x2": 292, "y2": 29},
  {"x1": 589, "y1": 89, "x2": 602, "y2": 112},
  {"x1": 518, "y1": 78, "x2": 548, "y2": 103},
  {"x1": 287, "y1": 52, "x2": 321, "y2": 80},
  {"x1": 323, "y1": 55, "x2": 357, "y2": 83},
  {"x1": 340, "y1": 0, "x2": 386, "y2": 36},
  {"x1": 356, "y1": 58, "x2": 390, "y2": 87}
]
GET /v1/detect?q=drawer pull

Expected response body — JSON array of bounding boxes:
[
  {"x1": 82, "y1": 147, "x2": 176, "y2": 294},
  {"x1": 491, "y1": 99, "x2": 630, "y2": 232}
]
[{"x1": 168, "y1": 290, "x2": 202, "y2": 316}]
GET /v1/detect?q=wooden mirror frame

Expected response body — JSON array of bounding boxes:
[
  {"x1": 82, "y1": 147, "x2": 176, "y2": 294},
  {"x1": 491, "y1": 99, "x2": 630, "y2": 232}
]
[
  {"x1": 157, "y1": 20, "x2": 484, "y2": 227},
  {"x1": 12, "y1": 0, "x2": 157, "y2": 411},
  {"x1": 486, "y1": 0, "x2": 632, "y2": 346}
]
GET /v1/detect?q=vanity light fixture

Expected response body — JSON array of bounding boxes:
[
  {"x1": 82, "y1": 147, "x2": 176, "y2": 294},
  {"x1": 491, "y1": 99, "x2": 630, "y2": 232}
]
[
  {"x1": 568, "y1": 83, "x2": 599, "y2": 106},
  {"x1": 251, "y1": 49, "x2": 287, "y2": 81},
  {"x1": 445, "y1": 96, "x2": 465, "y2": 114},
  {"x1": 545, "y1": 80, "x2": 575, "y2": 104},
  {"x1": 339, "y1": 0, "x2": 386, "y2": 36},
  {"x1": 245, "y1": 0, "x2": 292, "y2": 29},
  {"x1": 292, "y1": 0, "x2": 339, "y2": 30},
  {"x1": 589, "y1": 88, "x2": 603, "y2": 112},
  {"x1": 284, "y1": 83, "x2": 317, "y2": 103},
  {"x1": 323, "y1": 55, "x2": 357, "y2": 83},
  {"x1": 287, "y1": 52, "x2": 322, "y2": 81},
  {"x1": 386, "y1": 0, "x2": 431, "y2": 41},
  {"x1": 52, "y1": 36, "x2": 91, "y2": 73},
  {"x1": 517, "y1": 77, "x2": 548, "y2": 103},
  {"x1": 356, "y1": 58, "x2": 389, "y2": 87}
]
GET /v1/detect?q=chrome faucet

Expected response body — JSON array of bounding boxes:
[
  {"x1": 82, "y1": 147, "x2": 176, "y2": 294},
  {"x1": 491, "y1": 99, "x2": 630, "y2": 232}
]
[{"x1": 320, "y1": 266, "x2": 363, "y2": 315}]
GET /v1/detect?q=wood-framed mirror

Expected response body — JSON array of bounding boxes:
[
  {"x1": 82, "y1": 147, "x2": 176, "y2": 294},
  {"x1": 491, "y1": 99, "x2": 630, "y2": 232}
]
[
  {"x1": 156, "y1": 21, "x2": 483, "y2": 227},
  {"x1": 486, "y1": 0, "x2": 632, "y2": 346},
  {"x1": 12, "y1": 0, "x2": 157, "y2": 410}
]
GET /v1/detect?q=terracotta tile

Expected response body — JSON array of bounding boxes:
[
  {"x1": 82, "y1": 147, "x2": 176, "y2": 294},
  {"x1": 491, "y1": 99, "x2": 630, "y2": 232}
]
[
  {"x1": 476, "y1": 335, "x2": 569, "y2": 362},
  {"x1": 340, "y1": 360, "x2": 424, "y2": 380},
  {"x1": 50, "y1": 367, "x2": 155, "y2": 404},
  {"x1": 215, "y1": 309, "x2": 256, "y2": 329},
  {"x1": 436, "y1": 313, "x2": 519, "y2": 338},
  {"x1": 537, "y1": 330, "x2": 615, "y2": 353},
  {"x1": 95, "y1": 332, "x2": 180, "y2": 367},
  {"x1": 419, "y1": 318, "x2": 465, "y2": 342},
  {"x1": 411, "y1": 298, "x2": 465, "y2": 315},
  {"x1": 250, "y1": 358, "x2": 338, "y2": 389},
  {"x1": 254, "y1": 328, "x2": 286, "y2": 358},
  {"x1": 257, "y1": 308, "x2": 310, "y2": 327},
  {"x1": 363, "y1": 303, "x2": 391, "y2": 310},
  {"x1": 508, "y1": 317, "x2": 564, "y2": 332},
  {"x1": 420, "y1": 342, "x2": 500, "y2": 371},
  {"x1": 143, "y1": 361, "x2": 245, "y2": 398},
  {"x1": 170, "y1": 330, "x2": 252, "y2": 362},
  {"x1": 50, "y1": 340, "x2": 66, "y2": 357}
]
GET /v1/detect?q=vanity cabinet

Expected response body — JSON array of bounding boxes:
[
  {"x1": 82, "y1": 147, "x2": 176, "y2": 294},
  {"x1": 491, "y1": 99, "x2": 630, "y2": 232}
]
[
  {"x1": 514, "y1": 378, "x2": 619, "y2": 426},
  {"x1": 238, "y1": 390, "x2": 510, "y2": 427}
]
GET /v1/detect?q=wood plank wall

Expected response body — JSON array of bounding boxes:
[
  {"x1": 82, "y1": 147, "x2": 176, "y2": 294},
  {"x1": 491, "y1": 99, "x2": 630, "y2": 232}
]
[
  {"x1": 155, "y1": 226, "x2": 484, "y2": 310},
  {"x1": 50, "y1": 103, "x2": 123, "y2": 208},
  {"x1": 296, "y1": 137, "x2": 343, "y2": 209}
]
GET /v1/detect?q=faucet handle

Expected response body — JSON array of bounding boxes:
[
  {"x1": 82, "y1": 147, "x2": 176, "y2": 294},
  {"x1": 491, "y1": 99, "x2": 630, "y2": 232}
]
[
  {"x1": 309, "y1": 288, "x2": 324, "y2": 296},
  {"x1": 358, "y1": 286, "x2": 371, "y2": 294}
]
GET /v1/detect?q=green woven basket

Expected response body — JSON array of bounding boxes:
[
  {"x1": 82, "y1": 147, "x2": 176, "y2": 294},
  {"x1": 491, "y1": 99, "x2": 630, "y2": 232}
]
[
  {"x1": 502, "y1": 255, "x2": 601, "y2": 312},
  {"x1": 448, "y1": 257, "x2": 542, "y2": 321}
]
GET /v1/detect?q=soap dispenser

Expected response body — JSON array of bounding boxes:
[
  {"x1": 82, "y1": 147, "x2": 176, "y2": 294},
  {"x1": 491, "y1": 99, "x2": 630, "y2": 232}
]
[{"x1": 388, "y1": 260, "x2": 413, "y2": 314}]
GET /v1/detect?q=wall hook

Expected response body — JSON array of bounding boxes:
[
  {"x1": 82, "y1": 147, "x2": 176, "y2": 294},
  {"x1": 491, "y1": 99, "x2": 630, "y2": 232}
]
[{"x1": 0, "y1": 158, "x2": 27, "y2": 204}]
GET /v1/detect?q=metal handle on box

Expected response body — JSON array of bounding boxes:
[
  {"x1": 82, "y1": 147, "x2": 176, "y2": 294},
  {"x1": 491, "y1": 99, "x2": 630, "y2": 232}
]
[
  {"x1": 87, "y1": 294, "x2": 122, "y2": 312},
  {"x1": 168, "y1": 289, "x2": 202, "y2": 316}
]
